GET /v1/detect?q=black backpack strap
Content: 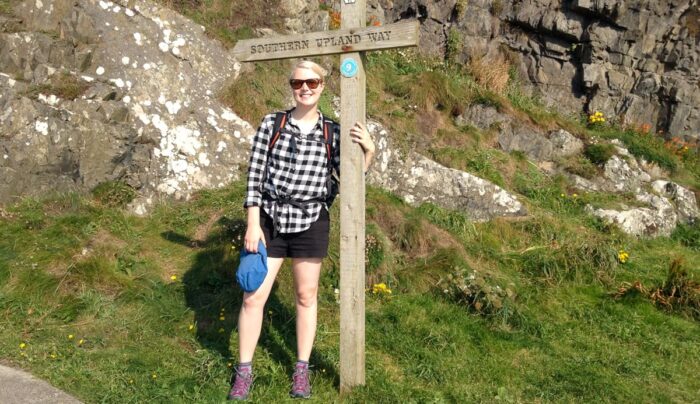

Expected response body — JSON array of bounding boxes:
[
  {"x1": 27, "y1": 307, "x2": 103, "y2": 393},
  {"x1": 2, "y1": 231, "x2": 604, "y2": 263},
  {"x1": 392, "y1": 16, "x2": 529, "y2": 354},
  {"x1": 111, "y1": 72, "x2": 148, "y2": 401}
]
[
  {"x1": 322, "y1": 117, "x2": 339, "y2": 203},
  {"x1": 262, "y1": 111, "x2": 289, "y2": 202},
  {"x1": 322, "y1": 119, "x2": 333, "y2": 165}
]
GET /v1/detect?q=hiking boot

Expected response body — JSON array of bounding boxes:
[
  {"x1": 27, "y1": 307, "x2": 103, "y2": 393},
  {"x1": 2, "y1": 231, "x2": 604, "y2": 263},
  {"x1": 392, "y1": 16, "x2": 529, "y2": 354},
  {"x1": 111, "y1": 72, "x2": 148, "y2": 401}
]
[
  {"x1": 227, "y1": 367, "x2": 253, "y2": 401},
  {"x1": 289, "y1": 363, "x2": 312, "y2": 399}
]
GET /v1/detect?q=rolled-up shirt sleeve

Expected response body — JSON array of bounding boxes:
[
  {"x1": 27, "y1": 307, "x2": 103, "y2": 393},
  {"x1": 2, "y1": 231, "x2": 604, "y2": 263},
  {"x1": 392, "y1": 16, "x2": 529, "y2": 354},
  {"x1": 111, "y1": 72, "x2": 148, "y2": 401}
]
[{"x1": 244, "y1": 115, "x2": 274, "y2": 208}]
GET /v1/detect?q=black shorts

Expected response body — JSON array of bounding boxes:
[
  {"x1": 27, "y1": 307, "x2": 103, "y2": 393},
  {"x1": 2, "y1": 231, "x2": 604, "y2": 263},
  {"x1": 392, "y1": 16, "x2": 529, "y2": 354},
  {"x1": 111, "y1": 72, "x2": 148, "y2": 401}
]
[{"x1": 261, "y1": 208, "x2": 330, "y2": 258}]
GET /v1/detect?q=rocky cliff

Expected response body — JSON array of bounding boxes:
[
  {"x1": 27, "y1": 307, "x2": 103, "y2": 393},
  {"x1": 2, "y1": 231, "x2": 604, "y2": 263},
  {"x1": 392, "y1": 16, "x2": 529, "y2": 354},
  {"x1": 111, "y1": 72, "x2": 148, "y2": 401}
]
[
  {"x1": 378, "y1": 0, "x2": 700, "y2": 141},
  {"x1": 0, "y1": 0, "x2": 252, "y2": 214},
  {"x1": 0, "y1": 0, "x2": 526, "y2": 221}
]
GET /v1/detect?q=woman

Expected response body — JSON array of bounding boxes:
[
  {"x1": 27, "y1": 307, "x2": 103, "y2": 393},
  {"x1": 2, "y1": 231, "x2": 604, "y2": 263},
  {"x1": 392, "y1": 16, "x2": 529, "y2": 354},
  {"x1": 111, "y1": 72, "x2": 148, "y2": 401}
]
[{"x1": 228, "y1": 60, "x2": 375, "y2": 400}]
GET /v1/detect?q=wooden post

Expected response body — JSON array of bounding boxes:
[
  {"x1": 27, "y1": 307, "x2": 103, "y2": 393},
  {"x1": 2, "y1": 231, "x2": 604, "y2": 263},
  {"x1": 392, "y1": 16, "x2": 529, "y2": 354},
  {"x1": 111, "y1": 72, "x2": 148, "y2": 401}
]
[{"x1": 339, "y1": 0, "x2": 366, "y2": 392}]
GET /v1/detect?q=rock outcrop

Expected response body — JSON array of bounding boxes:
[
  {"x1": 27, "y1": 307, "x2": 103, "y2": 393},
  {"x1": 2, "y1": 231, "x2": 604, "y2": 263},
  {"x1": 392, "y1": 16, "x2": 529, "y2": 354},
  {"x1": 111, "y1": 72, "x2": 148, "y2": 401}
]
[
  {"x1": 380, "y1": 0, "x2": 700, "y2": 141},
  {"x1": 366, "y1": 120, "x2": 527, "y2": 221},
  {"x1": 1, "y1": 0, "x2": 252, "y2": 213},
  {"x1": 0, "y1": 0, "x2": 527, "y2": 221}
]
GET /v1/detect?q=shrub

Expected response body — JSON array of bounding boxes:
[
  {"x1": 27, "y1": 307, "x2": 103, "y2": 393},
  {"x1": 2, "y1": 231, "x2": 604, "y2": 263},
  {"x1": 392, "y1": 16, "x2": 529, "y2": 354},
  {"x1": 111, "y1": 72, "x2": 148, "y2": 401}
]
[
  {"x1": 23, "y1": 72, "x2": 89, "y2": 100},
  {"x1": 365, "y1": 223, "x2": 390, "y2": 286},
  {"x1": 562, "y1": 155, "x2": 598, "y2": 179},
  {"x1": 518, "y1": 239, "x2": 618, "y2": 283},
  {"x1": 438, "y1": 266, "x2": 517, "y2": 321},
  {"x1": 491, "y1": 0, "x2": 504, "y2": 15},
  {"x1": 615, "y1": 258, "x2": 700, "y2": 321},
  {"x1": 584, "y1": 143, "x2": 616, "y2": 165},
  {"x1": 92, "y1": 181, "x2": 137, "y2": 208},
  {"x1": 671, "y1": 222, "x2": 700, "y2": 251},
  {"x1": 446, "y1": 27, "x2": 462, "y2": 64},
  {"x1": 681, "y1": 5, "x2": 700, "y2": 41},
  {"x1": 468, "y1": 55, "x2": 510, "y2": 94},
  {"x1": 455, "y1": 0, "x2": 469, "y2": 19}
]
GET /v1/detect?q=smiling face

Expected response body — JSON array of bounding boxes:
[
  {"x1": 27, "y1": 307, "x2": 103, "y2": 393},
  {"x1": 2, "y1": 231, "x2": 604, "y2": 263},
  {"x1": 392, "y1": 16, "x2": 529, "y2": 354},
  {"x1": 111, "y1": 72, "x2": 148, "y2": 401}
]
[{"x1": 290, "y1": 67, "x2": 324, "y2": 109}]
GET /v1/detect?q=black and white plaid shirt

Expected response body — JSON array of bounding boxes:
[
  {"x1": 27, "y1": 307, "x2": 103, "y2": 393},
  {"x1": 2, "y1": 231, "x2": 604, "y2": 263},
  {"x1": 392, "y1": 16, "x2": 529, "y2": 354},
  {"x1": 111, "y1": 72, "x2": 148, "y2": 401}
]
[{"x1": 244, "y1": 110, "x2": 340, "y2": 233}]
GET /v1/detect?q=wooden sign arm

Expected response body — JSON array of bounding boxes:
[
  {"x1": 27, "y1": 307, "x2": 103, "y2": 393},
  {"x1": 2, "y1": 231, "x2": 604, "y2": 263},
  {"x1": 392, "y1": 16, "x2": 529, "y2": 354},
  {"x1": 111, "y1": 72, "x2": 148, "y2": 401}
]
[{"x1": 232, "y1": 21, "x2": 419, "y2": 62}]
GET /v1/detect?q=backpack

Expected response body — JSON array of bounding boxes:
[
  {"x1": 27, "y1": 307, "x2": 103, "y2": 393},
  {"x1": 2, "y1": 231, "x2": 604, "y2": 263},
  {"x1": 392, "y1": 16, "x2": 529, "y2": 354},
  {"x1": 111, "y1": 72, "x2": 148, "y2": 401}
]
[{"x1": 266, "y1": 110, "x2": 338, "y2": 203}]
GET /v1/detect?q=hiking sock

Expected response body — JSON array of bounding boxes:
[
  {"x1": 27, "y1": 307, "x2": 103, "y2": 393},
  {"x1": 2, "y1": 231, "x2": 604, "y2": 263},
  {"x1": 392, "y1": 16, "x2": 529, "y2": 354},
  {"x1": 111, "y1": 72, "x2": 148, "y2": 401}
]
[
  {"x1": 295, "y1": 360, "x2": 309, "y2": 369},
  {"x1": 237, "y1": 362, "x2": 253, "y2": 372}
]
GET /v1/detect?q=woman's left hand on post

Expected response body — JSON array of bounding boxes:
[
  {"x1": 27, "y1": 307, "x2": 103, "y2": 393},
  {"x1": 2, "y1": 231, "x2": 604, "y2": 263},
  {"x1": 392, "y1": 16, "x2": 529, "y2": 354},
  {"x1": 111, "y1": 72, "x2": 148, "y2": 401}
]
[{"x1": 350, "y1": 122, "x2": 375, "y2": 155}]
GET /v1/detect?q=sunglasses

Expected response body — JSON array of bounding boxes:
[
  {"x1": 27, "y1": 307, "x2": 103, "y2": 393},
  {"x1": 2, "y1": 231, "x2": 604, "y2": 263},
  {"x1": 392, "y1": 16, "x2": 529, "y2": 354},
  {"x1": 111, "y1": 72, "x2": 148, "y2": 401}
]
[{"x1": 289, "y1": 78, "x2": 323, "y2": 90}]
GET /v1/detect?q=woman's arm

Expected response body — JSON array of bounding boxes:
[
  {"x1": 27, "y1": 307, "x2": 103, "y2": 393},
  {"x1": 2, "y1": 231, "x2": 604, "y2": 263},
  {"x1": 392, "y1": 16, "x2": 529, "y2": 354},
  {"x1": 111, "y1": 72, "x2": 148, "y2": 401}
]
[
  {"x1": 243, "y1": 115, "x2": 274, "y2": 252},
  {"x1": 244, "y1": 206, "x2": 266, "y2": 253}
]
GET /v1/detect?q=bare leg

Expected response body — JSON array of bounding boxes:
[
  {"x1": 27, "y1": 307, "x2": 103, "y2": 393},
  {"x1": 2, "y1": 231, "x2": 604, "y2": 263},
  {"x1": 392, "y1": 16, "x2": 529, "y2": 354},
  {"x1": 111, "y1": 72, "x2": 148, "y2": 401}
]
[
  {"x1": 238, "y1": 257, "x2": 285, "y2": 363},
  {"x1": 292, "y1": 258, "x2": 322, "y2": 361}
]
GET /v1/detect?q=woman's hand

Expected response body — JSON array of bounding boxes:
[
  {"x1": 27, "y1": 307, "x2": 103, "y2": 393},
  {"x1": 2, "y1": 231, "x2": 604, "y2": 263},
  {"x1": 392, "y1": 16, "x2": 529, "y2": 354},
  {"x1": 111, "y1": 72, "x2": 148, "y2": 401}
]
[
  {"x1": 350, "y1": 122, "x2": 376, "y2": 155},
  {"x1": 350, "y1": 122, "x2": 376, "y2": 172},
  {"x1": 244, "y1": 224, "x2": 266, "y2": 253}
]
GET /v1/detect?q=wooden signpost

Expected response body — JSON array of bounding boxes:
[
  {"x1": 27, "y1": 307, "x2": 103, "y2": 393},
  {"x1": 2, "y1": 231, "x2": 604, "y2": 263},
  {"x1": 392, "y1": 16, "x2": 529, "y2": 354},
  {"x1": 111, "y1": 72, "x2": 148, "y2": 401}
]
[{"x1": 233, "y1": 1, "x2": 418, "y2": 392}]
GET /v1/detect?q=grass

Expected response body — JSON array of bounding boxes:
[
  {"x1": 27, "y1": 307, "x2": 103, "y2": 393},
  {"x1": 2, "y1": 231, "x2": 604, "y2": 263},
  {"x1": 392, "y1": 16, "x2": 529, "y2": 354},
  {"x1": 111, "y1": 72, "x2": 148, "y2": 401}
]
[
  {"x1": 2, "y1": 181, "x2": 699, "y2": 403},
  {"x1": 21, "y1": 72, "x2": 90, "y2": 101}
]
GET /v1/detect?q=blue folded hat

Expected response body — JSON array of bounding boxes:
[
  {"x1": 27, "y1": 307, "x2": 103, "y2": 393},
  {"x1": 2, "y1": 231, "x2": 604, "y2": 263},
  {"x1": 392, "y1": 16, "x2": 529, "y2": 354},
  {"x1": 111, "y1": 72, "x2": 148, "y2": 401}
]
[{"x1": 236, "y1": 241, "x2": 268, "y2": 293}]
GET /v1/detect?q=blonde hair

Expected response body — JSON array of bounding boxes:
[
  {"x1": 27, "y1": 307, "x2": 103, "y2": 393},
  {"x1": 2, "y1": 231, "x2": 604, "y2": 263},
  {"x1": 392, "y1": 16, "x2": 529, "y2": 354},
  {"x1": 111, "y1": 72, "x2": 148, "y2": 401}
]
[{"x1": 290, "y1": 60, "x2": 327, "y2": 80}]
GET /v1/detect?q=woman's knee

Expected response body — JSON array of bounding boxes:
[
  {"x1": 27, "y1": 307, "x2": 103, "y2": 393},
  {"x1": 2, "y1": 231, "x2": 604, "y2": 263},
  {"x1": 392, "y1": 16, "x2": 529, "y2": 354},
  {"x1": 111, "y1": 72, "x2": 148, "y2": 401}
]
[
  {"x1": 242, "y1": 292, "x2": 267, "y2": 310},
  {"x1": 295, "y1": 287, "x2": 318, "y2": 308}
]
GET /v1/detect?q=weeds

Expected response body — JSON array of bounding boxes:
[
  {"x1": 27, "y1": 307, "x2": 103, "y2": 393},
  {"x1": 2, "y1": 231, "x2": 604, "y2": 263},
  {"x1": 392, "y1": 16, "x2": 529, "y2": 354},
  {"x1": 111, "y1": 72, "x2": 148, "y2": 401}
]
[
  {"x1": 561, "y1": 155, "x2": 599, "y2": 179},
  {"x1": 595, "y1": 127, "x2": 679, "y2": 172},
  {"x1": 671, "y1": 222, "x2": 700, "y2": 251},
  {"x1": 438, "y1": 266, "x2": 517, "y2": 322},
  {"x1": 22, "y1": 72, "x2": 90, "y2": 100},
  {"x1": 518, "y1": 238, "x2": 618, "y2": 283},
  {"x1": 469, "y1": 54, "x2": 510, "y2": 94},
  {"x1": 156, "y1": 0, "x2": 285, "y2": 48},
  {"x1": 91, "y1": 181, "x2": 136, "y2": 208},
  {"x1": 585, "y1": 143, "x2": 616, "y2": 165},
  {"x1": 0, "y1": 0, "x2": 12, "y2": 15},
  {"x1": 446, "y1": 27, "x2": 463, "y2": 65},
  {"x1": 615, "y1": 258, "x2": 700, "y2": 321}
]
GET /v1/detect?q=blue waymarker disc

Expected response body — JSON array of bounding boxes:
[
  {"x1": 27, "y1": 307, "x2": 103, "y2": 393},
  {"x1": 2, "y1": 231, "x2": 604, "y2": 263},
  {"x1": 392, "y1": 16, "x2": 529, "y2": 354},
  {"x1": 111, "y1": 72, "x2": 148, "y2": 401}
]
[{"x1": 341, "y1": 58, "x2": 358, "y2": 78}]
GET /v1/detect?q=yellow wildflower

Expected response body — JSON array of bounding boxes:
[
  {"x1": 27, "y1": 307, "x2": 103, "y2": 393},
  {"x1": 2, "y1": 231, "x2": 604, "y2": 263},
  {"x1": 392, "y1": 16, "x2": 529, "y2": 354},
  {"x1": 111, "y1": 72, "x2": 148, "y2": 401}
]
[
  {"x1": 19, "y1": 342, "x2": 26, "y2": 349},
  {"x1": 219, "y1": 316, "x2": 225, "y2": 321},
  {"x1": 618, "y1": 249, "x2": 630, "y2": 263},
  {"x1": 78, "y1": 339, "x2": 84, "y2": 346},
  {"x1": 170, "y1": 275, "x2": 177, "y2": 281},
  {"x1": 372, "y1": 283, "x2": 392, "y2": 295},
  {"x1": 188, "y1": 324, "x2": 195, "y2": 331},
  {"x1": 152, "y1": 373, "x2": 157, "y2": 379}
]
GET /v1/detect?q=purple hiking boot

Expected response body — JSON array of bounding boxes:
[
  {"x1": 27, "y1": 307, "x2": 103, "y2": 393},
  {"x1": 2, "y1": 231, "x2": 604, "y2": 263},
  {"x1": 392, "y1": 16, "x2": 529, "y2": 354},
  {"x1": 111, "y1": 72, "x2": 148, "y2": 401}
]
[
  {"x1": 227, "y1": 366, "x2": 253, "y2": 401},
  {"x1": 289, "y1": 363, "x2": 312, "y2": 399}
]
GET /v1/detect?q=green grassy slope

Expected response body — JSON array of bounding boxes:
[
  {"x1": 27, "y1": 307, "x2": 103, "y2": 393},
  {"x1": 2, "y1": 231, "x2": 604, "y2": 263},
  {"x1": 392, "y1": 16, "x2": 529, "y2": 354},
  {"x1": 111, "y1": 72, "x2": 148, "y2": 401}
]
[{"x1": 1, "y1": 180, "x2": 699, "y2": 402}]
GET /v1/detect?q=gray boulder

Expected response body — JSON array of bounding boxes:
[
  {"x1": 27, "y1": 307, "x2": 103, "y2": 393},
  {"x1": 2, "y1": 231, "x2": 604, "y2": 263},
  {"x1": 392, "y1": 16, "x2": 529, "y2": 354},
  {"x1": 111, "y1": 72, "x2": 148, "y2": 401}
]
[
  {"x1": 366, "y1": 120, "x2": 527, "y2": 222},
  {"x1": 1, "y1": 0, "x2": 252, "y2": 213},
  {"x1": 586, "y1": 192, "x2": 678, "y2": 237}
]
